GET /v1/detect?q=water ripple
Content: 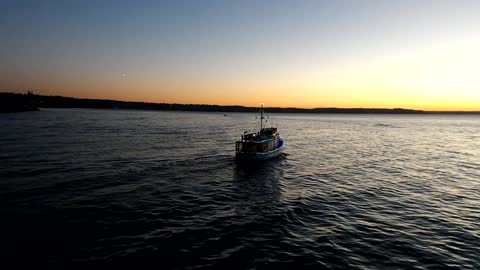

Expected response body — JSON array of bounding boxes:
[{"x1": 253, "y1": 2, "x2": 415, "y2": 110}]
[{"x1": 1, "y1": 110, "x2": 479, "y2": 269}]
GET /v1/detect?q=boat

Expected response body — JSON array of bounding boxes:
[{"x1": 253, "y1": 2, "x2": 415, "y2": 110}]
[{"x1": 235, "y1": 104, "x2": 284, "y2": 161}]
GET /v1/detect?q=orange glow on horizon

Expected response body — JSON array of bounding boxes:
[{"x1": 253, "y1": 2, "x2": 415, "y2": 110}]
[
  {"x1": 5, "y1": 85, "x2": 477, "y2": 112},
  {"x1": 3, "y1": 35, "x2": 479, "y2": 111}
]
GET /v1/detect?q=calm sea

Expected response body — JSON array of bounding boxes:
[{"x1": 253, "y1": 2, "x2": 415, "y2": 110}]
[{"x1": 1, "y1": 109, "x2": 479, "y2": 269}]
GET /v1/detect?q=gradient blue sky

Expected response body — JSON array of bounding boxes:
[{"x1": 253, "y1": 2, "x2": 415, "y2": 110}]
[{"x1": 2, "y1": 0, "x2": 479, "y2": 109}]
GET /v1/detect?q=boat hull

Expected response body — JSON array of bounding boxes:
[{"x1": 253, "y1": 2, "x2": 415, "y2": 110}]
[{"x1": 235, "y1": 141, "x2": 284, "y2": 161}]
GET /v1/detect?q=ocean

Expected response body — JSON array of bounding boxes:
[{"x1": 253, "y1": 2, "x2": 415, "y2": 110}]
[{"x1": 1, "y1": 109, "x2": 479, "y2": 269}]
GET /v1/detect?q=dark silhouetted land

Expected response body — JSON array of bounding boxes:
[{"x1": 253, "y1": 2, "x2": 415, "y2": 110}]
[
  {"x1": 1, "y1": 92, "x2": 479, "y2": 114},
  {"x1": 1, "y1": 92, "x2": 39, "y2": 112}
]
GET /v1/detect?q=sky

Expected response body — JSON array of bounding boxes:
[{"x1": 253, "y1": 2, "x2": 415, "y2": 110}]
[{"x1": 1, "y1": 0, "x2": 479, "y2": 110}]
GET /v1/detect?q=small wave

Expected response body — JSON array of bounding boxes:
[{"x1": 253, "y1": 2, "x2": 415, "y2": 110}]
[{"x1": 374, "y1": 123, "x2": 401, "y2": 128}]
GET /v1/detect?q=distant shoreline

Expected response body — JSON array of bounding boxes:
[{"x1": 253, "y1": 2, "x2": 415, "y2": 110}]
[{"x1": 1, "y1": 92, "x2": 479, "y2": 114}]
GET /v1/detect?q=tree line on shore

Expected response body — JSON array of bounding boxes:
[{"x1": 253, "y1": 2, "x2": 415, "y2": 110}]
[{"x1": 2, "y1": 92, "x2": 476, "y2": 114}]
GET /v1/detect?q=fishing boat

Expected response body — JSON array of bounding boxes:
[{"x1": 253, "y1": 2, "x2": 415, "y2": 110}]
[{"x1": 235, "y1": 104, "x2": 284, "y2": 161}]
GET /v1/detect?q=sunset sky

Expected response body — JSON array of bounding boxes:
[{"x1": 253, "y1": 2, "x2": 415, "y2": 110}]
[{"x1": 1, "y1": 0, "x2": 480, "y2": 110}]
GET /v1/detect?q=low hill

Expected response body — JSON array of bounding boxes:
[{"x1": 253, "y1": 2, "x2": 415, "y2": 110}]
[{"x1": 2, "y1": 92, "x2": 477, "y2": 114}]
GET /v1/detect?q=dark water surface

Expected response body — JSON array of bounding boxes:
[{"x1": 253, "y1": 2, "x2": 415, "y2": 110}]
[{"x1": 1, "y1": 109, "x2": 479, "y2": 269}]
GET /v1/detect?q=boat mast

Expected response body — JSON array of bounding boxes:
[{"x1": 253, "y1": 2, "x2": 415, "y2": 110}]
[{"x1": 260, "y1": 103, "x2": 264, "y2": 131}]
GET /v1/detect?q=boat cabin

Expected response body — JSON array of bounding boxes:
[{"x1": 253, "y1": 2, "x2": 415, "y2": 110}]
[{"x1": 235, "y1": 127, "x2": 280, "y2": 153}]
